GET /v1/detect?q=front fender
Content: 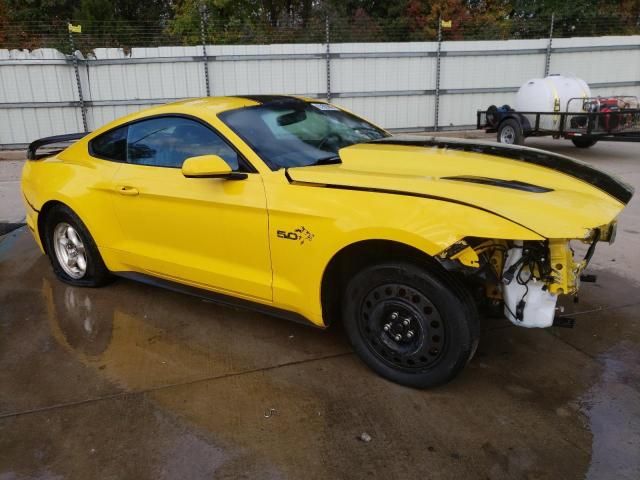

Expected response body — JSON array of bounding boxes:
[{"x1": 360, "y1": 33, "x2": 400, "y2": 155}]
[{"x1": 267, "y1": 178, "x2": 544, "y2": 326}]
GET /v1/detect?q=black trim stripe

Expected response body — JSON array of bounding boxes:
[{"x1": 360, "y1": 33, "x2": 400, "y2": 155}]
[
  {"x1": 441, "y1": 175, "x2": 553, "y2": 193},
  {"x1": 285, "y1": 172, "x2": 544, "y2": 238},
  {"x1": 369, "y1": 137, "x2": 634, "y2": 204},
  {"x1": 233, "y1": 95, "x2": 303, "y2": 104}
]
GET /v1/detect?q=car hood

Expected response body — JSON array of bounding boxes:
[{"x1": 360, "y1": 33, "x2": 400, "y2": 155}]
[{"x1": 286, "y1": 136, "x2": 634, "y2": 239}]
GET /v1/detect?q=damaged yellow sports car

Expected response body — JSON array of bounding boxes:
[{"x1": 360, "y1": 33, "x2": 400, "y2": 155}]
[{"x1": 21, "y1": 95, "x2": 633, "y2": 388}]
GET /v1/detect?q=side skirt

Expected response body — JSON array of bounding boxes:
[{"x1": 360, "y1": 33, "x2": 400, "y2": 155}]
[{"x1": 115, "y1": 271, "x2": 321, "y2": 329}]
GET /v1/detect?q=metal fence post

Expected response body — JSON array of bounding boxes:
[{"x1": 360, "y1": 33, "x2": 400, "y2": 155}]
[
  {"x1": 325, "y1": 15, "x2": 331, "y2": 102},
  {"x1": 199, "y1": 3, "x2": 211, "y2": 96},
  {"x1": 68, "y1": 25, "x2": 88, "y2": 132},
  {"x1": 434, "y1": 16, "x2": 443, "y2": 132},
  {"x1": 544, "y1": 13, "x2": 555, "y2": 77}
]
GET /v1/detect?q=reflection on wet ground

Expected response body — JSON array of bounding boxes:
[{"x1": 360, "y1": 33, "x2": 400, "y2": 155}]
[
  {"x1": 1, "y1": 139, "x2": 640, "y2": 479},
  {"x1": 583, "y1": 343, "x2": 640, "y2": 479},
  {"x1": 2, "y1": 226, "x2": 639, "y2": 479}
]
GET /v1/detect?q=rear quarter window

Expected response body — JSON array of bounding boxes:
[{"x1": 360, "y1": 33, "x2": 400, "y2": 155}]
[{"x1": 89, "y1": 126, "x2": 128, "y2": 162}]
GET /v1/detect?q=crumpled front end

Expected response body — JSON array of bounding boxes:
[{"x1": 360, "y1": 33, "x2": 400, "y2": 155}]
[
  {"x1": 287, "y1": 137, "x2": 632, "y2": 328},
  {"x1": 438, "y1": 221, "x2": 617, "y2": 328}
]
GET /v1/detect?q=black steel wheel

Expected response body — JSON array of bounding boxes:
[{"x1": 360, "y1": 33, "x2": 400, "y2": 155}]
[
  {"x1": 343, "y1": 262, "x2": 479, "y2": 389},
  {"x1": 359, "y1": 283, "x2": 445, "y2": 370}
]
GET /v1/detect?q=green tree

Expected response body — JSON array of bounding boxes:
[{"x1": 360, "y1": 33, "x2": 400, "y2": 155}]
[
  {"x1": 170, "y1": 0, "x2": 323, "y2": 44},
  {"x1": 2, "y1": 0, "x2": 75, "y2": 49},
  {"x1": 3, "y1": 0, "x2": 639, "y2": 48},
  {"x1": 72, "y1": 0, "x2": 173, "y2": 49},
  {"x1": 0, "y1": 0, "x2": 9, "y2": 45},
  {"x1": 509, "y1": 0, "x2": 639, "y2": 37},
  {"x1": 4, "y1": 0, "x2": 75, "y2": 23}
]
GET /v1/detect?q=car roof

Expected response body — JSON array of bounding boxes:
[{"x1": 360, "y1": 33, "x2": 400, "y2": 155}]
[
  {"x1": 143, "y1": 95, "x2": 318, "y2": 116},
  {"x1": 77, "y1": 95, "x2": 330, "y2": 143}
]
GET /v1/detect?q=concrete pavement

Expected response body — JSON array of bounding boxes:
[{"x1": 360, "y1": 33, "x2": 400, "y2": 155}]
[{"x1": 0, "y1": 138, "x2": 639, "y2": 479}]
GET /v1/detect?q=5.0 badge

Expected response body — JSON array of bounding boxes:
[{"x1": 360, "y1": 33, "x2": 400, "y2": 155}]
[{"x1": 277, "y1": 226, "x2": 315, "y2": 245}]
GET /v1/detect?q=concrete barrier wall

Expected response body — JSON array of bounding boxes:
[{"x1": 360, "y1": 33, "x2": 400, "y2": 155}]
[{"x1": 1, "y1": 35, "x2": 639, "y2": 146}]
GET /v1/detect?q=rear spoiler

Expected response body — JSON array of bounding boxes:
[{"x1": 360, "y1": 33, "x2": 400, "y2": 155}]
[{"x1": 27, "y1": 133, "x2": 89, "y2": 160}]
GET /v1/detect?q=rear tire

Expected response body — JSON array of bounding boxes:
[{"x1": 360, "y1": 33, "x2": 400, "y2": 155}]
[
  {"x1": 43, "y1": 205, "x2": 112, "y2": 287},
  {"x1": 342, "y1": 262, "x2": 479, "y2": 389},
  {"x1": 497, "y1": 118, "x2": 524, "y2": 145},
  {"x1": 571, "y1": 137, "x2": 598, "y2": 148}
]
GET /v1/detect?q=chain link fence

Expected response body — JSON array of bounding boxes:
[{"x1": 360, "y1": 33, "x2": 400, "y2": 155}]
[
  {"x1": 1, "y1": 13, "x2": 640, "y2": 145},
  {"x1": 3, "y1": 13, "x2": 640, "y2": 51}
]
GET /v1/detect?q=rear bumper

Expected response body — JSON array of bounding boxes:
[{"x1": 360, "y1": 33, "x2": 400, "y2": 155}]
[{"x1": 22, "y1": 194, "x2": 44, "y2": 253}]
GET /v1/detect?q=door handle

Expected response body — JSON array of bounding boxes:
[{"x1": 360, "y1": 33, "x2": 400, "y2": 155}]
[{"x1": 117, "y1": 186, "x2": 139, "y2": 196}]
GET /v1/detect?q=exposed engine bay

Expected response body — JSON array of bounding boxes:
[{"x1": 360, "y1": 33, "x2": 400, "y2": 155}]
[{"x1": 438, "y1": 222, "x2": 617, "y2": 328}]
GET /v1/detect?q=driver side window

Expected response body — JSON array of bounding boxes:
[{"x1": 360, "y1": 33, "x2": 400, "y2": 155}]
[{"x1": 126, "y1": 117, "x2": 240, "y2": 170}]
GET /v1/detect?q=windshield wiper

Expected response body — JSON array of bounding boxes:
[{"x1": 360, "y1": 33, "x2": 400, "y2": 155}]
[{"x1": 311, "y1": 155, "x2": 342, "y2": 166}]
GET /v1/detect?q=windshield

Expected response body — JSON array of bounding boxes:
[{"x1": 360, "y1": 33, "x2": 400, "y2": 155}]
[{"x1": 219, "y1": 101, "x2": 388, "y2": 170}]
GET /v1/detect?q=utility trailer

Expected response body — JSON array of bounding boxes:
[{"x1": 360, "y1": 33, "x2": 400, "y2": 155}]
[{"x1": 477, "y1": 96, "x2": 640, "y2": 147}]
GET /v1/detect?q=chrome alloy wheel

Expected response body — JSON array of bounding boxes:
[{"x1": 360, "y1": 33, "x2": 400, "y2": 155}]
[
  {"x1": 499, "y1": 125, "x2": 516, "y2": 144},
  {"x1": 53, "y1": 222, "x2": 88, "y2": 279}
]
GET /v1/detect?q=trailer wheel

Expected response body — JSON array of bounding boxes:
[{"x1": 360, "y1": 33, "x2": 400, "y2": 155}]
[
  {"x1": 497, "y1": 119, "x2": 524, "y2": 145},
  {"x1": 571, "y1": 137, "x2": 598, "y2": 148}
]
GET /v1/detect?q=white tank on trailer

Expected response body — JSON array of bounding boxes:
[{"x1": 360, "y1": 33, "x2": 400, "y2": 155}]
[{"x1": 515, "y1": 75, "x2": 591, "y2": 130}]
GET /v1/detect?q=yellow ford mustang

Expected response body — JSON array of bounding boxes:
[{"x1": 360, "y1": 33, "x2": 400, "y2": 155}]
[{"x1": 21, "y1": 95, "x2": 633, "y2": 388}]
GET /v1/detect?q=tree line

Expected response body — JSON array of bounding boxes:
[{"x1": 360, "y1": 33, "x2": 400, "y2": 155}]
[{"x1": 1, "y1": 0, "x2": 639, "y2": 50}]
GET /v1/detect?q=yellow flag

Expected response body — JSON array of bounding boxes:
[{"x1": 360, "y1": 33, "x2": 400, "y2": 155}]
[
  {"x1": 68, "y1": 23, "x2": 82, "y2": 33},
  {"x1": 441, "y1": 20, "x2": 452, "y2": 28}
]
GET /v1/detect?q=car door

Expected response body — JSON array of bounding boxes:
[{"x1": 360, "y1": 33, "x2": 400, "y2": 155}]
[{"x1": 111, "y1": 115, "x2": 272, "y2": 301}]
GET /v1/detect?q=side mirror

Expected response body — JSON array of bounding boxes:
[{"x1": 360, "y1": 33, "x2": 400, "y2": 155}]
[{"x1": 181, "y1": 155, "x2": 246, "y2": 179}]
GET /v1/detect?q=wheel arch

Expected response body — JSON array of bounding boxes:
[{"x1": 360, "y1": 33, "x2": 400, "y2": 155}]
[
  {"x1": 320, "y1": 239, "x2": 447, "y2": 327},
  {"x1": 498, "y1": 113, "x2": 529, "y2": 126},
  {"x1": 37, "y1": 200, "x2": 71, "y2": 254},
  {"x1": 500, "y1": 113, "x2": 532, "y2": 134},
  {"x1": 37, "y1": 199, "x2": 102, "y2": 255}
]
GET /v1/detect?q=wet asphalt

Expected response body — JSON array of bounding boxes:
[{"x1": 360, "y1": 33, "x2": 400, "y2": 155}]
[{"x1": 0, "y1": 138, "x2": 639, "y2": 479}]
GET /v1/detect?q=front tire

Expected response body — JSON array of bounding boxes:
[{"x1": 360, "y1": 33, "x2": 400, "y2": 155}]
[
  {"x1": 44, "y1": 205, "x2": 112, "y2": 287},
  {"x1": 342, "y1": 262, "x2": 479, "y2": 388}
]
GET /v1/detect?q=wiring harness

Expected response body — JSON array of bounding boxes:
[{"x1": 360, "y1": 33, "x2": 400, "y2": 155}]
[{"x1": 502, "y1": 242, "x2": 554, "y2": 322}]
